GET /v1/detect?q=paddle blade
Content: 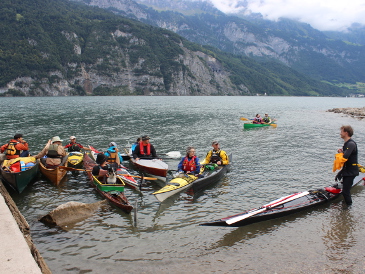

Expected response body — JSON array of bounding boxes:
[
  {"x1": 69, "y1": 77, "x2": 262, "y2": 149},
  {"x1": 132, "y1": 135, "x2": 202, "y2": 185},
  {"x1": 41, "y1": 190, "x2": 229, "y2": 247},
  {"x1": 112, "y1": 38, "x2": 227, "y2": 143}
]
[
  {"x1": 165, "y1": 151, "x2": 181, "y2": 158},
  {"x1": 240, "y1": 117, "x2": 249, "y2": 121},
  {"x1": 270, "y1": 123, "x2": 277, "y2": 128}
]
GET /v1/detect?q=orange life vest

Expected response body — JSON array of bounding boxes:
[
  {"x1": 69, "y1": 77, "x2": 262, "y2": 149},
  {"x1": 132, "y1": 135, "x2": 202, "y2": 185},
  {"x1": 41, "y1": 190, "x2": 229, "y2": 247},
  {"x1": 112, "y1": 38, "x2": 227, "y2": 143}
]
[
  {"x1": 139, "y1": 142, "x2": 151, "y2": 156},
  {"x1": 182, "y1": 156, "x2": 197, "y2": 172}
]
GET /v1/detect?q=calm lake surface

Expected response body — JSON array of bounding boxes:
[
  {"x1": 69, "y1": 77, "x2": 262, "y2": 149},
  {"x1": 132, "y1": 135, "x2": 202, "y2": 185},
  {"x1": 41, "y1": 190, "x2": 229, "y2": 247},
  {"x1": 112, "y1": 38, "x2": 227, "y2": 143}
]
[{"x1": 1, "y1": 96, "x2": 365, "y2": 273}]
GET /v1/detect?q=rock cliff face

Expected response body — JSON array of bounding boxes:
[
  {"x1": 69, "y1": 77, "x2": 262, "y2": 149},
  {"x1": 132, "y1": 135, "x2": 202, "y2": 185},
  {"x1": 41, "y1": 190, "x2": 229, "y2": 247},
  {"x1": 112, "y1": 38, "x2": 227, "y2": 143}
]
[{"x1": 2, "y1": 30, "x2": 245, "y2": 96}]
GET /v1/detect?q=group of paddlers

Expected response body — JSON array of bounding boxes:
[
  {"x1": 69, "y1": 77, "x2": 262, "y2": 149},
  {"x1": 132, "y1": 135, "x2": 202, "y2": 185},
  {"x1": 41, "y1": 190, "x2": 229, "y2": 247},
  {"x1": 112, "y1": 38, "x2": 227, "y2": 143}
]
[{"x1": 252, "y1": 113, "x2": 272, "y2": 124}]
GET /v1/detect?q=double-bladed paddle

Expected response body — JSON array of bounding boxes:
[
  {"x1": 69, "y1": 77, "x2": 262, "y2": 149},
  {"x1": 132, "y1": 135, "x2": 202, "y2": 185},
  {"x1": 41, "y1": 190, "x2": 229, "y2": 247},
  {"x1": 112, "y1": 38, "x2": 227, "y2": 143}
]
[
  {"x1": 225, "y1": 191, "x2": 310, "y2": 225},
  {"x1": 58, "y1": 166, "x2": 157, "y2": 180}
]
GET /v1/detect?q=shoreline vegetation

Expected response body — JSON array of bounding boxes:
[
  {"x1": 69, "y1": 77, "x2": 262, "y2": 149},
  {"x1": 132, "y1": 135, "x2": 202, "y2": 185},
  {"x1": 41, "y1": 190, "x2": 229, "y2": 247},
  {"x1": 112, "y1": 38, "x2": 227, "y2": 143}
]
[{"x1": 327, "y1": 107, "x2": 365, "y2": 119}]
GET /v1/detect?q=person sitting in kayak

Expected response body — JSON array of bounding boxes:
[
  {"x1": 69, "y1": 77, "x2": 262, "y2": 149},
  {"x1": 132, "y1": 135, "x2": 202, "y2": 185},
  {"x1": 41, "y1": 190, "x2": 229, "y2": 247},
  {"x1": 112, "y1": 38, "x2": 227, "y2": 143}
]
[
  {"x1": 252, "y1": 114, "x2": 263, "y2": 124},
  {"x1": 132, "y1": 135, "x2": 158, "y2": 161},
  {"x1": 177, "y1": 146, "x2": 201, "y2": 175},
  {"x1": 262, "y1": 113, "x2": 272, "y2": 123},
  {"x1": 104, "y1": 142, "x2": 124, "y2": 167},
  {"x1": 92, "y1": 153, "x2": 110, "y2": 181},
  {"x1": 131, "y1": 138, "x2": 141, "y2": 154},
  {"x1": 201, "y1": 141, "x2": 229, "y2": 166},
  {"x1": 1, "y1": 133, "x2": 30, "y2": 160},
  {"x1": 35, "y1": 136, "x2": 67, "y2": 168},
  {"x1": 64, "y1": 136, "x2": 91, "y2": 152}
]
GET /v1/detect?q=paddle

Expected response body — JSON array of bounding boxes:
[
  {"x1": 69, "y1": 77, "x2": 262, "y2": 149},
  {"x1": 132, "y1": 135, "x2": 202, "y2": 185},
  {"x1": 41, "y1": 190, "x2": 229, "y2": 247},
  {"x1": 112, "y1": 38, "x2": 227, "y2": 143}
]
[
  {"x1": 58, "y1": 166, "x2": 158, "y2": 180},
  {"x1": 158, "y1": 151, "x2": 182, "y2": 159},
  {"x1": 240, "y1": 117, "x2": 250, "y2": 121},
  {"x1": 225, "y1": 191, "x2": 310, "y2": 225}
]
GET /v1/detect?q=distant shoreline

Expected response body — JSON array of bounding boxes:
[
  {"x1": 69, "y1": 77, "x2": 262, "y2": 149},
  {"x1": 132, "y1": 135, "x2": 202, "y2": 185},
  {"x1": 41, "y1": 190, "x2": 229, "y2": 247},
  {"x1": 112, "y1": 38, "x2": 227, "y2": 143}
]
[{"x1": 327, "y1": 107, "x2": 365, "y2": 118}]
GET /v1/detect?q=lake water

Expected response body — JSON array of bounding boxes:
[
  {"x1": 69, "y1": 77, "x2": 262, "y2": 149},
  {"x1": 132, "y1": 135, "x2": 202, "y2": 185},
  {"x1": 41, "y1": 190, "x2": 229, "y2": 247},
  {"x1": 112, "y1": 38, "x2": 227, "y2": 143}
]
[{"x1": 1, "y1": 96, "x2": 365, "y2": 273}]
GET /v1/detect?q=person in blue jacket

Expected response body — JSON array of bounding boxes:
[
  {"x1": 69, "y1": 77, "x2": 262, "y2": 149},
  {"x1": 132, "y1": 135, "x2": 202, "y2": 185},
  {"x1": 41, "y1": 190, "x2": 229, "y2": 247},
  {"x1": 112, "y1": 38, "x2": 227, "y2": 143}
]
[
  {"x1": 104, "y1": 142, "x2": 124, "y2": 167},
  {"x1": 177, "y1": 146, "x2": 201, "y2": 175}
]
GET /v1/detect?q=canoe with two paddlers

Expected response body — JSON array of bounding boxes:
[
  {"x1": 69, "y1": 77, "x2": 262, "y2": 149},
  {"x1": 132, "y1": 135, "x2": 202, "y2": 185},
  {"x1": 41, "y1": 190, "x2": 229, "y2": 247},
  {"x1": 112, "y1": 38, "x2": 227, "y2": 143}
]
[
  {"x1": 200, "y1": 175, "x2": 365, "y2": 227},
  {"x1": 243, "y1": 122, "x2": 277, "y2": 129},
  {"x1": 0, "y1": 157, "x2": 39, "y2": 193},
  {"x1": 39, "y1": 156, "x2": 69, "y2": 186},
  {"x1": 153, "y1": 155, "x2": 231, "y2": 202}
]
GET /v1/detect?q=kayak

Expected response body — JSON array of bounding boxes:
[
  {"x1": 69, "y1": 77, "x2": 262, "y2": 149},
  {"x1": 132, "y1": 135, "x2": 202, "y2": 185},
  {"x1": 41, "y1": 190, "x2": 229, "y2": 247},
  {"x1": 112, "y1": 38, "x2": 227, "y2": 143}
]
[
  {"x1": 83, "y1": 152, "x2": 140, "y2": 190},
  {"x1": 200, "y1": 175, "x2": 365, "y2": 227},
  {"x1": 153, "y1": 173, "x2": 198, "y2": 202},
  {"x1": 0, "y1": 157, "x2": 39, "y2": 193},
  {"x1": 67, "y1": 151, "x2": 83, "y2": 168},
  {"x1": 130, "y1": 158, "x2": 168, "y2": 181},
  {"x1": 153, "y1": 156, "x2": 231, "y2": 202},
  {"x1": 244, "y1": 122, "x2": 277, "y2": 129}
]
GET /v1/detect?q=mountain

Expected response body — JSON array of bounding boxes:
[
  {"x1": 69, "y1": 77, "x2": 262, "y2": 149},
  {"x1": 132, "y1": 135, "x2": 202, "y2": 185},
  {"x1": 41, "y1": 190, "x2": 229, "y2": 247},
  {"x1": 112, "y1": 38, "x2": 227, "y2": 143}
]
[
  {"x1": 74, "y1": 0, "x2": 365, "y2": 89},
  {"x1": 0, "y1": 0, "x2": 346, "y2": 96}
]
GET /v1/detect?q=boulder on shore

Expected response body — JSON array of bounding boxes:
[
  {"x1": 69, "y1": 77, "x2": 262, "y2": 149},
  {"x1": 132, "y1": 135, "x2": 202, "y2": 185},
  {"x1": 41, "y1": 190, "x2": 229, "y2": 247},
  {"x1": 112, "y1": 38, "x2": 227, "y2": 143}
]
[{"x1": 327, "y1": 107, "x2": 365, "y2": 118}]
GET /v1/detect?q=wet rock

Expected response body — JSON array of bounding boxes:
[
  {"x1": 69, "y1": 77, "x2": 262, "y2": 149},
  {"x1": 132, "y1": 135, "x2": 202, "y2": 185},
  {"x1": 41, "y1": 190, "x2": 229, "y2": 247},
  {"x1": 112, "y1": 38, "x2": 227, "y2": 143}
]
[
  {"x1": 39, "y1": 200, "x2": 107, "y2": 227},
  {"x1": 327, "y1": 107, "x2": 365, "y2": 118}
]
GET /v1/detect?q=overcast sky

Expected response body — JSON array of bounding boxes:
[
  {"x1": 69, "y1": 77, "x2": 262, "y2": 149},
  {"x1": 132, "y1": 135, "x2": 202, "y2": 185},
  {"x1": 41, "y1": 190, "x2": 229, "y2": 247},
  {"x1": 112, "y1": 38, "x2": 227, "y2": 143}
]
[{"x1": 207, "y1": 0, "x2": 365, "y2": 32}]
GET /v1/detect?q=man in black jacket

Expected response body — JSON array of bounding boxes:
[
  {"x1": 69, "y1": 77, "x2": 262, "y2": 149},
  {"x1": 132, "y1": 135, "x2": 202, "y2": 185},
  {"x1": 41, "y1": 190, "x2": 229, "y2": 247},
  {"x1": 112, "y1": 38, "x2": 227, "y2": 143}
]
[{"x1": 335, "y1": 125, "x2": 359, "y2": 205}]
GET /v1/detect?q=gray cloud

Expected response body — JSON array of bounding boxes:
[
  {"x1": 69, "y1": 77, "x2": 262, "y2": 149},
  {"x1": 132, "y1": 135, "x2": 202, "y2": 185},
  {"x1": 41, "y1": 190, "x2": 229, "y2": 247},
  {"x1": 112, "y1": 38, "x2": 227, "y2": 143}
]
[{"x1": 207, "y1": 0, "x2": 365, "y2": 31}]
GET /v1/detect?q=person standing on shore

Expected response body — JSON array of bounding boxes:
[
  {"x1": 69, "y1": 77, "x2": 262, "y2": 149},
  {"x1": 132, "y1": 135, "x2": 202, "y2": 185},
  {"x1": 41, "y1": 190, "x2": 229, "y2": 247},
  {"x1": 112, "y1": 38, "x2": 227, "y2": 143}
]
[{"x1": 334, "y1": 125, "x2": 359, "y2": 205}]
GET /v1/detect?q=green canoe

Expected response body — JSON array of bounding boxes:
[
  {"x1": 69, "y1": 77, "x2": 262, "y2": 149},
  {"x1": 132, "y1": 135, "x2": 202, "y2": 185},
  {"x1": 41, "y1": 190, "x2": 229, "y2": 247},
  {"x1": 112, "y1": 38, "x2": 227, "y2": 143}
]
[{"x1": 243, "y1": 123, "x2": 277, "y2": 129}]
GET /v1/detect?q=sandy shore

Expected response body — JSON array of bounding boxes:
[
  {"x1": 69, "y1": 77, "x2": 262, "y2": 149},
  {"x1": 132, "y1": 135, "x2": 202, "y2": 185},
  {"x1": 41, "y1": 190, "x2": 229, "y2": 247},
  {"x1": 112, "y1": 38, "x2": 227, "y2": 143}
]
[{"x1": 327, "y1": 107, "x2": 365, "y2": 118}]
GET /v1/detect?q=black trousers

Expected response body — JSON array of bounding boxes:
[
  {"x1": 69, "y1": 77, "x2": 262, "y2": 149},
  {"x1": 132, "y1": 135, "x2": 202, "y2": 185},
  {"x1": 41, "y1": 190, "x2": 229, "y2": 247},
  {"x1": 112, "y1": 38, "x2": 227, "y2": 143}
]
[{"x1": 342, "y1": 176, "x2": 355, "y2": 205}]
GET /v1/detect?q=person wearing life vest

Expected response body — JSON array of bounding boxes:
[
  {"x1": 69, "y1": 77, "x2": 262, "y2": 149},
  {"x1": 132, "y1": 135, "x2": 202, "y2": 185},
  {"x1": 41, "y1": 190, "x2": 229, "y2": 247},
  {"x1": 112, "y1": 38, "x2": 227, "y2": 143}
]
[
  {"x1": 1, "y1": 134, "x2": 30, "y2": 160},
  {"x1": 177, "y1": 146, "x2": 201, "y2": 174},
  {"x1": 334, "y1": 125, "x2": 359, "y2": 206},
  {"x1": 131, "y1": 138, "x2": 141, "y2": 154},
  {"x1": 252, "y1": 114, "x2": 263, "y2": 124},
  {"x1": 64, "y1": 136, "x2": 91, "y2": 152},
  {"x1": 201, "y1": 141, "x2": 229, "y2": 166},
  {"x1": 132, "y1": 135, "x2": 158, "y2": 161},
  {"x1": 262, "y1": 113, "x2": 272, "y2": 123},
  {"x1": 104, "y1": 142, "x2": 124, "y2": 168},
  {"x1": 35, "y1": 136, "x2": 67, "y2": 167}
]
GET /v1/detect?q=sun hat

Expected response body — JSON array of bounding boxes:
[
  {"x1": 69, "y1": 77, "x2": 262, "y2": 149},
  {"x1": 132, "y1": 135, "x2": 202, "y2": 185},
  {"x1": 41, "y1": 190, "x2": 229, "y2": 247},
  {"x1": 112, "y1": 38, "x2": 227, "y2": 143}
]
[
  {"x1": 51, "y1": 136, "x2": 63, "y2": 143},
  {"x1": 109, "y1": 142, "x2": 117, "y2": 147},
  {"x1": 70, "y1": 136, "x2": 76, "y2": 139},
  {"x1": 142, "y1": 135, "x2": 150, "y2": 141},
  {"x1": 212, "y1": 141, "x2": 219, "y2": 145}
]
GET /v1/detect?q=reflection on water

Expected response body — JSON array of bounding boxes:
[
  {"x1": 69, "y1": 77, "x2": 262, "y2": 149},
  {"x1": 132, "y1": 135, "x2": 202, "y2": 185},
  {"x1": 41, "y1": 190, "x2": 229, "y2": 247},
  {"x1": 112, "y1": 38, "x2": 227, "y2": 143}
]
[{"x1": 1, "y1": 96, "x2": 365, "y2": 273}]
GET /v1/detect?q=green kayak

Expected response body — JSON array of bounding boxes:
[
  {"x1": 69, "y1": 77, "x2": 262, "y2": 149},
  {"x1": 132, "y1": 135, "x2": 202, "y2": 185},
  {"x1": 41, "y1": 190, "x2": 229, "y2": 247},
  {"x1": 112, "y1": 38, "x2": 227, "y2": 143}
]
[{"x1": 243, "y1": 123, "x2": 277, "y2": 129}]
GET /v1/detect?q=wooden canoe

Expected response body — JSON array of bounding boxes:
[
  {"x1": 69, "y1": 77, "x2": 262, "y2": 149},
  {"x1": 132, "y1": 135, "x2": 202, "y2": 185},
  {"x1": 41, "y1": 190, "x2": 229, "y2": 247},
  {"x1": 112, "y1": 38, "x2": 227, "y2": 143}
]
[
  {"x1": 39, "y1": 157, "x2": 68, "y2": 186},
  {"x1": 83, "y1": 152, "x2": 140, "y2": 190},
  {"x1": 0, "y1": 157, "x2": 39, "y2": 193},
  {"x1": 91, "y1": 175, "x2": 133, "y2": 214},
  {"x1": 130, "y1": 158, "x2": 168, "y2": 181}
]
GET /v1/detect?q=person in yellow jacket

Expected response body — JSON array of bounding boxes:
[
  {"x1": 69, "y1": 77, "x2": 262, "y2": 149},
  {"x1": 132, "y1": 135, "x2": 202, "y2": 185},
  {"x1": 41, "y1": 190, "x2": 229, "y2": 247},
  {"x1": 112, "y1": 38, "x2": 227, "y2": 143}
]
[{"x1": 201, "y1": 141, "x2": 229, "y2": 166}]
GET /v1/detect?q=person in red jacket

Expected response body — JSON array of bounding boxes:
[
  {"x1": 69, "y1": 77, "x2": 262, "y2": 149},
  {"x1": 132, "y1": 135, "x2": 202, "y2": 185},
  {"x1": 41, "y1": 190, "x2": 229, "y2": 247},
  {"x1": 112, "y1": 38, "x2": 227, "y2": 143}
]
[{"x1": 1, "y1": 134, "x2": 30, "y2": 160}]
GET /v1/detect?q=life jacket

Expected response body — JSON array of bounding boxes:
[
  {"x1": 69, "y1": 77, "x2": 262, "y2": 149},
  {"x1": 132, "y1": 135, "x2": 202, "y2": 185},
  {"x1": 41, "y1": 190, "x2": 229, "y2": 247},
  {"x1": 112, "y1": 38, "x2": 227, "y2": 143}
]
[
  {"x1": 5, "y1": 141, "x2": 21, "y2": 157},
  {"x1": 253, "y1": 117, "x2": 262, "y2": 124},
  {"x1": 68, "y1": 143, "x2": 81, "y2": 152},
  {"x1": 47, "y1": 144, "x2": 62, "y2": 158},
  {"x1": 263, "y1": 116, "x2": 271, "y2": 123},
  {"x1": 210, "y1": 150, "x2": 222, "y2": 164},
  {"x1": 139, "y1": 142, "x2": 151, "y2": 156},
  {"x1": 107, "y1": 152, "x2": 118, "y2": 163},
  {"x1": 182, "y1": 156, "x2": 197, "y2": 172}
]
